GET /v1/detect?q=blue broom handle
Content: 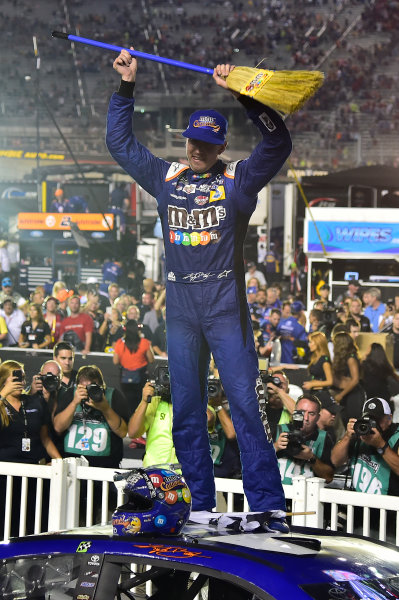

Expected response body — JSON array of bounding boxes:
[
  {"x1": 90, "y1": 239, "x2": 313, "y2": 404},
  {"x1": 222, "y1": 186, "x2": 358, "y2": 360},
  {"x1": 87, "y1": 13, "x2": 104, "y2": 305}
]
[{"x1": 52, "y1": 32, "x2": 214, "y2": 75}]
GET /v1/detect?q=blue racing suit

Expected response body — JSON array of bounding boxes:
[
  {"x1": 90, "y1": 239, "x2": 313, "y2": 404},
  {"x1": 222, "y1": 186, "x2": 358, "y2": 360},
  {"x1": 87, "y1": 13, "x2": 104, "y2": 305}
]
[{"x1": 106, "y1": 81, "x2": 292, "y2": 511}]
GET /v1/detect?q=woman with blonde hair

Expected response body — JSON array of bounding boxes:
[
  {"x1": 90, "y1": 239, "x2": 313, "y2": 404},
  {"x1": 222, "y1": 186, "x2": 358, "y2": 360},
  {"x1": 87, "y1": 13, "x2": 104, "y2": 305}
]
[
  {"x1": 0, "y1": 360, "x2": 61, "y2": 460},
  {"x1": 0, "y1": 360, "x2": 61, "y2": 536},
  {"x1": 18, "y1": 303, "x2": 51, "y2": 349},
  {"x1": 332, "y1": 331, "x2": 365, "y2": 425},
  {"x1": 246, "y1": 277, "x2": 261, "y2": 292},
  {"x1": 302, "y1": 331, "x2": 333, "y2": 405}
]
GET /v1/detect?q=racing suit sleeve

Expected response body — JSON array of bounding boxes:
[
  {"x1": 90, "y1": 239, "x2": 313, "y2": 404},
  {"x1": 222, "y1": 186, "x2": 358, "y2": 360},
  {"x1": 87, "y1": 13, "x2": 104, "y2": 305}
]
[
  {"x1": 106, "y1": 82, "x2": 169, "y2": 199},
  {"x1": 233, "y1": 96, "x2": 292, "y2": 213}
]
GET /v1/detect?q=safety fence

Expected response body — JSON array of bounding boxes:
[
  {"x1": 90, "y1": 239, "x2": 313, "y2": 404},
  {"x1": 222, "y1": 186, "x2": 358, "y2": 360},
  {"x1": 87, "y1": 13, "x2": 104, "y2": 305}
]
[{"x1": 1, "y1": 459, "x2": 398, "y2": 546}]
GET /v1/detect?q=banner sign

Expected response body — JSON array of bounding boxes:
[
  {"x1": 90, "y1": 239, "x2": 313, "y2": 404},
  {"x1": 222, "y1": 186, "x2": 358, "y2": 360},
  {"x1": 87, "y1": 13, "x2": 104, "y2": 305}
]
[
  {"x1": 0, "y1": 150, "x2": 65, "y2": 160},
  {"x1": 307, "y1": 220, "x2": 399, "y2": 255},
  {"x1": 18, "y1": 213, "x2": 114, "y2": 231}
]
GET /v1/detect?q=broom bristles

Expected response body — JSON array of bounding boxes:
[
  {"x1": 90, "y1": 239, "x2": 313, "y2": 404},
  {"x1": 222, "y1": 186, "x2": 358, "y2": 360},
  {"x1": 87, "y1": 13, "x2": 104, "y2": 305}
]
[{"x1": 226, "y1": 66, "x2": 324, "y2": 114}]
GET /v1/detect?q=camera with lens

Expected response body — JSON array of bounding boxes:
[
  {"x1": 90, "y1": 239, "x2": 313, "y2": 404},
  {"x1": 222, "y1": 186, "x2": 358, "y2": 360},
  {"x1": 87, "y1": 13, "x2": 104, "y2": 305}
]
[
  {"x1": 353, "y1": 413, "x2": 379, "y2": 437},
  {"x1": 260, "y1": 371, "x2": 284, "y2": 400},
  {"x1": 260, "y1": 371, "x2": 284, "y2": 388},
  {"x1": 38, "y1": 372, "x2": 60, "y2": 393},
  {"x1": 86, "y1": 383, "x2": 105, "y2": 403},
  {"x1": 149, "y1": 365, "x2": 170, "y2": 397},
  {"x1": 207, "y1": 377, "x2": 223, "y2": 398},
  {"x1": 285, "y1": 410, "x2": 306, "y2": 456},
  {"x1": 319, "y1": 306, "x2": 338, "y2": 333}
]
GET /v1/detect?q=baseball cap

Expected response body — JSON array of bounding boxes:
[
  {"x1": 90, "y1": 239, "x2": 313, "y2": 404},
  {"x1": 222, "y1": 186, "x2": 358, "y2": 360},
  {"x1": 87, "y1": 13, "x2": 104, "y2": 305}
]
[
  {"x1": 182, "y1": 109, "x2": 228, "y2": 145},
  {"x1": 363, "y1": 397, "x2": 392, "y2": 418},
  {"x1": 247, "y1": 261, "x2": 256, "y2": 269},
  {"x1": 56, "y1": 289, "x2": 74, "y2": 303},
  {"x1": 86, "y1": 277, "x2": 98, "y2": 284},
  {"x1": 291, "y1": 300, "x2": 305, "y2": 313},
  {"x1": 2, "y1": 277, "x2": 12, "y2": 287},
  {"x1": 322, "y1": 398, "x2": 341, "y2": 415},
  {"x1": 55, "y1": 188, "x2": 64, "y2": 197}
]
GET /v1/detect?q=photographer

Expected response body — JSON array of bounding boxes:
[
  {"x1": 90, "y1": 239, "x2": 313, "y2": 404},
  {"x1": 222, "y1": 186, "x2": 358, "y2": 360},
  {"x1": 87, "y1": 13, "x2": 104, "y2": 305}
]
[
  {"x1": 275, "y1": 393, "x2": 334, "y2": 485},
  {"x1": 128, "y1": 367, "x2": 216, "y2": 468},
  {"x1": 309, "y1": 308, "x2": 336, "y2": 340},
  {"x1": 331, "y1": 398, "x2": 399, "y2": 494},
  {"x1": 0, "y1": 360, "x2": 61, "y2": 538},
  {"x1": 29, "y1": 360, "x2": 63, "y2": 453},
  {"x1": 53, "y1": 365, "x2": 128, "y2": 468},
  {"x1": 207, "y1": 377, "x2": 241, "y2": 479},
  {"x1": 30, "y1": 360, "x2": 62, "y2": 407},
  {"x1": 264, "y1": 370, "x2": 295, "y2": 441}
]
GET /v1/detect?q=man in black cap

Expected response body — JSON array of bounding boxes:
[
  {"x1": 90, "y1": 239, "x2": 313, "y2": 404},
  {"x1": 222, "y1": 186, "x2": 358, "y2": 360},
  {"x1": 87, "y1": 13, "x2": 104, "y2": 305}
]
[
  {"x1": 335, "y1": 280, "x2": 361, "y2": 307},
  {"x1": 106, "y1": 46, "x2": 292, "y2": 529},
  {"x1": 314, "y1": 283, "x2": 335, "y2": 310},
  {"x1": 331, "y1": 397, "x2": 399, "y2": 495},
  {"x1": 317, "y1": 397, "x2": 342, "y2": 443},
  {"x1": 244, "y1": 260, "x2": 266, "y2": 287}
]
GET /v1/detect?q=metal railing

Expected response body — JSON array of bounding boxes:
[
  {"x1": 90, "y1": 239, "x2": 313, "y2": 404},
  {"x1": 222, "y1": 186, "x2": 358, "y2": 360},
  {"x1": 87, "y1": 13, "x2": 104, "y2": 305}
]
[{"x1": 1, "y1": 459, "x2": 398, "y2": 546}]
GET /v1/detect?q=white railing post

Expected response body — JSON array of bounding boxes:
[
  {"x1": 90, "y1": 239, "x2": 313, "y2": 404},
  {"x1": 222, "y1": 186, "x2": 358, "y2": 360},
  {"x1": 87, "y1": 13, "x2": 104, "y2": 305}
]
[
  {"x1": 65, "y1": 457, "x2": 89, "y2": 529},
  {"x1": 48, "y1": 459, "x2": 68, "y2": 532},
  {"x1": 290, "y1": 476, "x2": 307, "y2": 526},
  {"x1": 3, "y1": 475, "x2": 13, "y2": 541},
  {"x1": 305, "y1": 477, "x2": 325, "y2": 528}
]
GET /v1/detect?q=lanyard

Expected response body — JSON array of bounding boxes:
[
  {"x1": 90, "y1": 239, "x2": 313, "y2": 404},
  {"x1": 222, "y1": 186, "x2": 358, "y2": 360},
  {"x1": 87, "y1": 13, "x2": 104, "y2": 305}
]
[
  {"x1": 4, "y1": 398, "x2": 28, "y2": 438},
  {"x1": 20, "y1": 399, "x2": 28, "y2": 438}
]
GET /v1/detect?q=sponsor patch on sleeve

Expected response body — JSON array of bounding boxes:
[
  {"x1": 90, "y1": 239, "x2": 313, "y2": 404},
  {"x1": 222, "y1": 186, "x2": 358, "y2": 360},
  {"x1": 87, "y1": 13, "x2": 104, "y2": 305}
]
[{"x1": 259, "y1": 112, "x2": 276, "y2": 132}]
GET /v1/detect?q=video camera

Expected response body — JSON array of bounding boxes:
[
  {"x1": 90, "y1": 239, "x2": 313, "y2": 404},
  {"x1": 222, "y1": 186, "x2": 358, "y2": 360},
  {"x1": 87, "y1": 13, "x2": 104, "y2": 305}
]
[
  {"x1": 285, "y1": 410, "x2": 306, "y2": 456},
  {"x1": 149, "y1": 365, "x2": 170, "y2": 397},
  {"x1": 207, "y1": 377, "x2": 223, "y2": 398},
  {"x1": 38, "y1": 372, "x2": 60, "y2": 393},
  {"x1": 353, "y1": 413, "x2": 380, "y2": 437},
  {"x1": 319, "y1": 306, "x2": 338, "y2": 335}
]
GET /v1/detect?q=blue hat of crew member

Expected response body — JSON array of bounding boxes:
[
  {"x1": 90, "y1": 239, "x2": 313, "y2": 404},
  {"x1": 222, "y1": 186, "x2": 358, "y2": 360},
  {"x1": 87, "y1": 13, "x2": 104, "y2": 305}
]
[
  {"x1": 291, "y1": 300, "x2": 305, "y2": 314},
  {"x1": 182, "y1": 109, "x2": 228, "y2": 145}
]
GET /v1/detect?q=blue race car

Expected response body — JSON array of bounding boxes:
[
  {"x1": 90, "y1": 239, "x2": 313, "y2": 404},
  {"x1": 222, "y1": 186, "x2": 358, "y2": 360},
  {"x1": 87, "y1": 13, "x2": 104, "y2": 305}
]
[{"x1": 1, "y1": 523, "x2": 399, "y2": 599}]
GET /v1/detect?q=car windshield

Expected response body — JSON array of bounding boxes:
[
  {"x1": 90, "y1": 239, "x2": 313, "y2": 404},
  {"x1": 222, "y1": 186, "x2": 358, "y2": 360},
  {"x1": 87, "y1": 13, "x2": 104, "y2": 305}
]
[
  {"x1": 302, "y1": 575, "x2": 399, "y2": 600},
  {"x1": 0, "y1": 552, "x2": 262, "y2": 600},
  {"x1": 0, "y1": 554, "x2": 85, "y2": 599}
]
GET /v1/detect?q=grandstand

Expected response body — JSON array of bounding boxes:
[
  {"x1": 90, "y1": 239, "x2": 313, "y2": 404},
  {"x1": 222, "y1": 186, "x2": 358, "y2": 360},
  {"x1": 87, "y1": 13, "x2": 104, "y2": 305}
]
[{"x1": 0, "y1": 0, "x2": 398, "y2": 170}]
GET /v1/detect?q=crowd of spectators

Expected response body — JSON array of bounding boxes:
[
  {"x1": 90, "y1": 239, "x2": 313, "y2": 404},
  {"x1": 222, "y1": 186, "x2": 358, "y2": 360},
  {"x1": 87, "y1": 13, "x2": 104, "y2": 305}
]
[
  {"x1": 0, "y1": 0, "x2": 398, "y2": 169},
  {"x1": 0, "y1": 248, "x2": 399, "y2": 540},
  {"x1": 243, "y1": 263, "x2": 399, "y2": 502},
  {"x1": 0, "y1": 255, "x2": 398, "y2": 499}
]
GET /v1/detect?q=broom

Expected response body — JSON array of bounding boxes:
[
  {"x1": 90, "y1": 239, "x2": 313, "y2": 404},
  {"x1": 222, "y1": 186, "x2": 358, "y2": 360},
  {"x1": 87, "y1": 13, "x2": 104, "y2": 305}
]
[{"x1": 52, "y1": 31, "x2": 324, "y2": 114}]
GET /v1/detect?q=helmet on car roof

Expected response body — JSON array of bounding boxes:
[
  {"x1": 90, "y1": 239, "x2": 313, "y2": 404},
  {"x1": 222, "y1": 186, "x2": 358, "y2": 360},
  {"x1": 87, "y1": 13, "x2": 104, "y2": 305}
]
[{"x1": 112, "y1": 467, "x2": 191, "y2": 536}]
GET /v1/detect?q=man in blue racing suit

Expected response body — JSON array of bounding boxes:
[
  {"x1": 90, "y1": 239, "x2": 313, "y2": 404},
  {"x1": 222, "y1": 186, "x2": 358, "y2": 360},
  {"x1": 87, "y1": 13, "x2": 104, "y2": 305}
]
[{"x1": 106, "y1": 47, "x2": 292, "y2": 529}]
